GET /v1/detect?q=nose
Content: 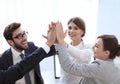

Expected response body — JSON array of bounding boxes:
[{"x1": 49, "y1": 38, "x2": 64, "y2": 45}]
[
  {"x1": 70, "y1": 28, "x2": 74, "y2": 31},
  {"x1": 22, "y1": 34, "x2": 27, "y2": 40},
  {"x1": 68, "y1": 28, "x2": 74, "y2": 33}
]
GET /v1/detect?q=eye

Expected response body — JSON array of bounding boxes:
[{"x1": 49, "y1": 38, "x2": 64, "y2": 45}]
[
  {"x1": 68, "y1": 26, "x2": 71, "y2": 30},
  {"x1": 95, "y1": 44, "x2": 99, "y2": 48},
  {"x1": 13, "y1": 31, "x2": 28, "y2": 39},
  {"x1": 74, "y1": 27, "x2": 79, "y2": 30}
]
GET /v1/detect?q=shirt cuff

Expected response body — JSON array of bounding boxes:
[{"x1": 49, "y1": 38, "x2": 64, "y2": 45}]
[{"x1": 41, "y1": 44, "x2": 50, "y2": 53}]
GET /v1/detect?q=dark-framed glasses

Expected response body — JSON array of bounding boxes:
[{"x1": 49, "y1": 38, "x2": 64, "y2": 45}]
[{"x1": 13, "y1": 31, "x2": 28, "y2": 39}]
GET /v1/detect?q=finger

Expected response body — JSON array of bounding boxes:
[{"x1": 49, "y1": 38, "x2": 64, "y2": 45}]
[
  {"x1": 42, "y1": 34, "x2": 48, "y2": 39},
  {"x1": 48, "y1": 24, "x2": 52, "y2": 30},
  {"x1": 51, "y1": 21, "x2": 56, "y2": 26},
  {"x1": 64, "y1": 29, "x2": 67, "y2": 38}
]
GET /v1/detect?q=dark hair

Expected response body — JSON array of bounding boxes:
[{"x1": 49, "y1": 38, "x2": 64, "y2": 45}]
[
  {"x1": 3, "y1": 22, "x2": 21, "y2": 40},
  {"x1": 97, "y1": 34, "x2": 120, "y2": 59},
  {"x1": 67, "y1": 17, "x2": 86, "y2": 37}
]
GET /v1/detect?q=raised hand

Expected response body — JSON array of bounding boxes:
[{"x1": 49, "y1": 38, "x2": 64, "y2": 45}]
[
  {"x1": 46, "y1": 24, "x2": 56, "y2": 47},
  {"x1": 42, "y1": 21, "x2": 56, "y2": 40},
  {"x1": 55, "y1": 21, "x2": 67, "y2": 44}
]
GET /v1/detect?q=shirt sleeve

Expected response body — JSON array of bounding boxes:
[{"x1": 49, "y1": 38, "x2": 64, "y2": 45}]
[
  {"x1": 67, "y1": 44, "x2": 93, "y2": 63},
  {"x1": 41, "y1": 44, "x2": 50, "y2": 54}
]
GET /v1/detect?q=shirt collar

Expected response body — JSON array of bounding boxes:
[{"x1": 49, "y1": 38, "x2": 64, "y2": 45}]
[{"x1": 11, "y1": 47, "x2": 25, "y2": 58}]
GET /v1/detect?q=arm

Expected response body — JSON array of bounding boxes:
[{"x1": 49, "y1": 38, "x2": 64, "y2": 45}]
[
  {"x1": 0, "y1": 45, "x2": 50, "y2": 84},
  {"x1": 26, "y1": 42, "x2": 56, "y2": 57},
  {"x1": 67, "y1": 45, "x2": 93, "y2": 63},
  {"x1": 55, "y1": 44, "x2": 103, "y2": 78}
]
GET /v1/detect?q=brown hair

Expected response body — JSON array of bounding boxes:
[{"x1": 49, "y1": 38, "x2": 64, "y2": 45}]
[
  {"x1": 97, "y1": 34, "x2": 120, "y2": 59},
  {"x1": 67, "y1": 17, "x2": 86, "y2": 37},
  {"x1": 3, "y1": 22, "x2": 21, "y2": 40}
]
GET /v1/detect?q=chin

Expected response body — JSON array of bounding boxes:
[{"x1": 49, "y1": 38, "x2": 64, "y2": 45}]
[
  {"x1": 23, "y1": 45, "x2": 28, "y2": 49},
  {"x1": 70, "y1": 38, "x2": 75, "y2": 41}
]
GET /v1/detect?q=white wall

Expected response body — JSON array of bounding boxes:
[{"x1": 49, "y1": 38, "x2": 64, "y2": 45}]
[{"x1": 96, "y1": 0, "x2": 120, "y2": 42}]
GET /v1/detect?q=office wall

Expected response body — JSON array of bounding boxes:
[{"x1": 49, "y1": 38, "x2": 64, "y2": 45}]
[{"x1": 96, "y1": 0, "x2": 120, "y2": 42}]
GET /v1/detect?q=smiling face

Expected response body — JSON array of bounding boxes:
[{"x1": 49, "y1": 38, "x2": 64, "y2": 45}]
[
  {"x1": 8, "y1": 27, "x2": 28, "y2": 52},
  {"x1": 68, "y1": 22, "x2": 84, "y2": 42},
  {"x1": 93, "y1": 38, "x2": 110, "y2": 60}
]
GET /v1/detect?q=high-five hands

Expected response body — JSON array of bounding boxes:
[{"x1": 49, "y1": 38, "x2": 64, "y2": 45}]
[
  {"x1": 44, "y1": 22, "x2": 57, "y2": 47},
  {"x1": 55, "y1": 21, "x2": 67, "y2": 44},
  {"x1": 43, "y1": 21, "x2": 67, "y2": 46}
]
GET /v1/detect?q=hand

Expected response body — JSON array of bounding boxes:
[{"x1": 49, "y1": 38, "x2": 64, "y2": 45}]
[
  {"x1": 43, "y1": 21, "x2": 58, "y2": 44},
  {"x1": 42, "y1": 21, "x2": 56, "y2": 39},
  {"x1": 49, "y1": 21, "x2": 59, "y2": 44},
  {"x1": 55, "y1": 21, "x2": 67, "y2": 44},
  {"x1": 45, "y1": 22, "x2": 57, "y2": 47}
]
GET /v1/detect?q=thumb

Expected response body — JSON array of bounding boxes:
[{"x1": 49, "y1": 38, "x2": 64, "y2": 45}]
[{"x1": 42, "y1": 34, "x2": 48, "y2": 39}]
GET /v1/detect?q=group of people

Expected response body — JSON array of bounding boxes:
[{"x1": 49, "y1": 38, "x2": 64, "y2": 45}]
[{"x1": 0, "y1": 17, "x2": 120, "y2": 84}]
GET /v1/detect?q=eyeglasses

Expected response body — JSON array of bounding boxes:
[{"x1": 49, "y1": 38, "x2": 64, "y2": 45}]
[{"x1": 13, "y1": 31, "x2": 28, "y2": 39}]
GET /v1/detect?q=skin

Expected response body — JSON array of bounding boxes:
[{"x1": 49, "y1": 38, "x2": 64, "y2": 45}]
[
  {"x1": 93, "y1": 38, "x2": 110, "y2": 60},
  {"x1": 7, "y1": 27, "x2": 28, "y2": 52},
  {"x1": 68, "y1": 22, "x2": 84, "y2": 46}
]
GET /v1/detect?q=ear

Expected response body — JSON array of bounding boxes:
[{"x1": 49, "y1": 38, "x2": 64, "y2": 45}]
[
  {"x1": 7, "y1": 40, "x2": 14, "y2": 46},
  {"x1": 104, "y1": 50, "x2": 110, "y2": 59},
  {"x1": 81, "y1": 30, "x2": 84, "y2": 36}
]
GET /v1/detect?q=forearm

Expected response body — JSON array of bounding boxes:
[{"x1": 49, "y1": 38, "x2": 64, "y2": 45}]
[{"x1": 67, "y1": 44, "x2": 93, "y2": 63}]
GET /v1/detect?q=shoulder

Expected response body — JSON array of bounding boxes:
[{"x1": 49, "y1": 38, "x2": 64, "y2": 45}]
[
  {"x1": 114, "y1": 57, "x2": 120, "y2": 69},
  {"x1": 91, "y1": 60, "x2": 101, "y2": 65},
  {"x1": 25, "y1": 42, "x2": 38, "y2": 54},
  {"x1": 78, "y1": 41, "x2": 93, "y2": 49},
  {"x1": 28, "y1": 41, "x2": 35, "y2": 46},
  {"x1": 92, "y1": 59, "x2": 114, "y2": 68},
  {"x1": 83, "y1": 43, "x2": 93, "y2": 49},
  {"x1": 0, "y1": 49, "x2": 12, "y2": 68},
  {"x1": 27, "y1": 42, "x2": 38, "y2": 48},
  {"x1": 84, "y1": 44, "x2": 93, "y2": 48},
  {"x1": 1, "y1": 49, "x2": 11, "y2": 57}
]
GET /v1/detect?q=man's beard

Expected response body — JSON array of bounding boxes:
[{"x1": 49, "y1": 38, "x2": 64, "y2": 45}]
[{"x1": 14, "y1": 43, "x2": 28, "y2": 51}]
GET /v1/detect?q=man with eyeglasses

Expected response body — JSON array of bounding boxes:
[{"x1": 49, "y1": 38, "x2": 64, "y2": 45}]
[
  {"x1": 0, "y1": 25, "x2": 56, "y2": 84},
  {"x1": 0, "y1": 22, "x2": 55, "y2": 84}
]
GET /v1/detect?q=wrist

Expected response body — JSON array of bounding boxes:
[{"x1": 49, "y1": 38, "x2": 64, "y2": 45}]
[
  {"x1": 46, "y1": 42, "x2": 52, "y2": 47},
  {"x1": 58, "y1": 39, "x2": 64, "y2": 44}
]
